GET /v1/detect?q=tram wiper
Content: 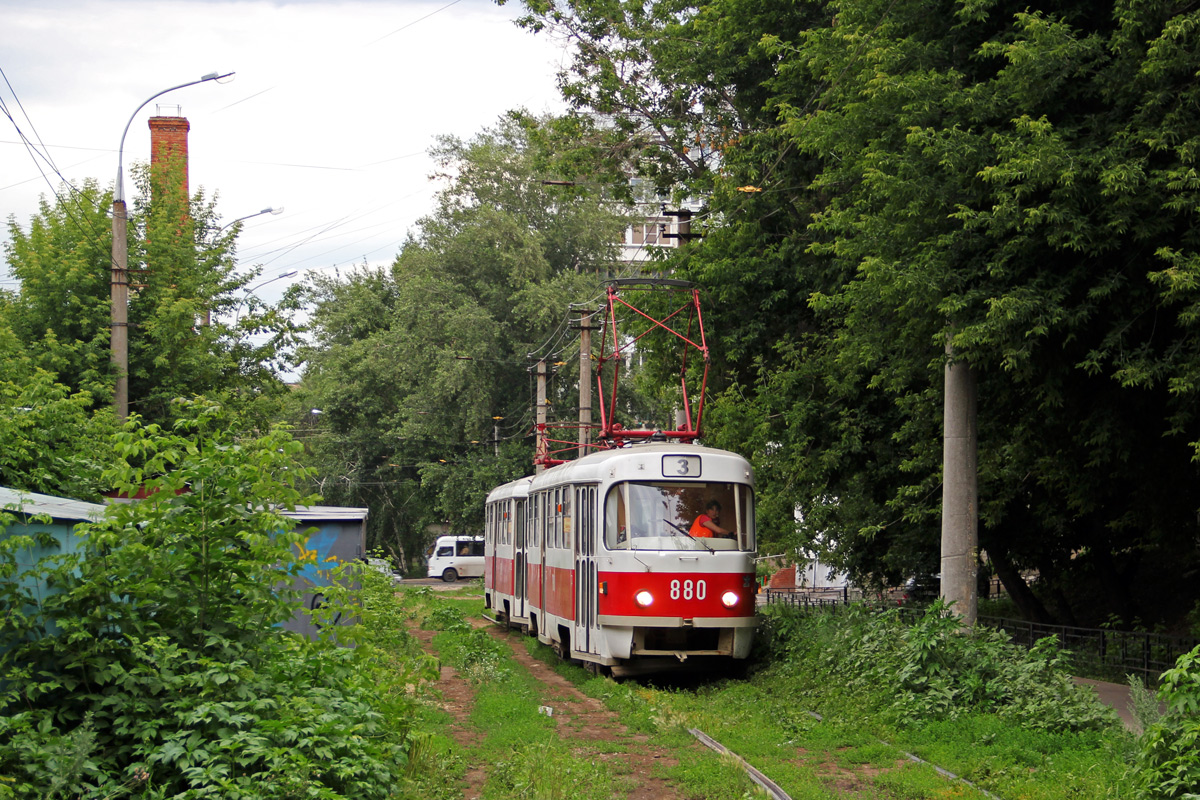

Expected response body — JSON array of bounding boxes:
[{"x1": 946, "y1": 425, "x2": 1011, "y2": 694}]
[{"x1": 664, "y1": 520, "x2": 714, "y2": 553}]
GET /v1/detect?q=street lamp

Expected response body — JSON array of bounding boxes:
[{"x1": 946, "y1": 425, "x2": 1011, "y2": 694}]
[
  {"x1": 199, "y1": 207, "x2": 283, "y2": 326},
  {"x1": 111, "y1": 71, "x2": 234, "y2": 420},
  {"x1": 216, "y1": 206, "x2": 284, "y2": 236},
  {"x1": 232, "y1": 271, "x2": 298, "y2": 325}
]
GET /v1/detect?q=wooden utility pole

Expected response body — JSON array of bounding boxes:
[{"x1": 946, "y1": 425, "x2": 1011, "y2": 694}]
[
  {"x1": 941, "y1": 336, "x2": 978, "y2": 627},
  {"x1": 535, "y1": 359, "x2": 548, "y2": 473}
]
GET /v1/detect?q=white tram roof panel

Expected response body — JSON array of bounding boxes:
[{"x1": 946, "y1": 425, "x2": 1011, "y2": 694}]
[
  {"x1": 485, "y1": 475, "x2": 533, "y2": 503},
  {"x1": 530, "y1": 442, "x2": 753, "y2": 491}
]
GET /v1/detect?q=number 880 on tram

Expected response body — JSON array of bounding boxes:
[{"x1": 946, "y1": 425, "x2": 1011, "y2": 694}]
[{"x1": 484, "y1": 442, "x2": 758, "y2": 675}]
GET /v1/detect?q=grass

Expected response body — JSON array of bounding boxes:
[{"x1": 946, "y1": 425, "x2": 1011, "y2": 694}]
[
  {"x1": 394, "y1": 587, "x2": 1137, "y2": 799},
  {"x1": 413, "y1": 589, "x2": 632, "y2": 800},
  {"x1": 887, "y1": 716, "x2": 1128, "y2": 800}
]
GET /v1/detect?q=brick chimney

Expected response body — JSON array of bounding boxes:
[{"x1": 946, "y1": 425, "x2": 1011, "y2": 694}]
[{"x1": 148, "y1": 108, "x2": 190, "y2": 203}]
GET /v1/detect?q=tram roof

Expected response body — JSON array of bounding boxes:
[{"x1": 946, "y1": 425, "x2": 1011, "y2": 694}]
[
  {"x1": 530, "y1": 441, "x2": 752, "y2": 490},
  {"x1": 485, "y1": 474, "x2": 534, "y2": 504},
  {"x1": 486, "y1": 443, "x2": 754, "y2": 505}
]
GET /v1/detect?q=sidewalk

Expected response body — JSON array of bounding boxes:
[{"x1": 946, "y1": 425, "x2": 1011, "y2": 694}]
[{"x1": 1073, "y1": 677, "x2": 1147, "y2": 732}]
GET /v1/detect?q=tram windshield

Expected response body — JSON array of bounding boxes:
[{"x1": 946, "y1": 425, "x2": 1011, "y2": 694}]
[{"x1": 604, "y1": 481, "x2": 755, "y2": 552}]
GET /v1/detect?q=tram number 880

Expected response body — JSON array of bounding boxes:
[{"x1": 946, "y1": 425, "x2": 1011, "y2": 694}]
[{"x1": 669, "y1": 579, "x2": 707, "y2": 600}]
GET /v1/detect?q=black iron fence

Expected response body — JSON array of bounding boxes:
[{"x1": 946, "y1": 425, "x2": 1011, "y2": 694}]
[
  {"x1": 760, "y1": 590, "x2": 1199, "y2": 681},
  {"x1": 978, "y1": 616, "x2": 1199, "y2": 682},
  {"x1": 761, "y1": 587, "x2": 858, "y2": 608}
]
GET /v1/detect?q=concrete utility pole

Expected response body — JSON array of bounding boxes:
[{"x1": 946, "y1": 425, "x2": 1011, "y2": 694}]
[
  {"x1": 110, "y1": 72, "x2": 233, "y2": 420},
  {"x1": 573, "y1": 306, "x2": 598, "y2": 458},
  {"x1": 535, "y1": 359, "x2": 548, "y2": 473},
  {"x1": 111, "y1": 199, "x2": 130, "y2": 419},
  {"x1": 941, "y1": 336, "x2": 979, "y2": 627}
]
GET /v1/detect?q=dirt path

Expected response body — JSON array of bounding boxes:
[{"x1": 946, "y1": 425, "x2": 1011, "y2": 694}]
[{"x1": 413, "y1": 621, "x2": 687, "y2": 800}]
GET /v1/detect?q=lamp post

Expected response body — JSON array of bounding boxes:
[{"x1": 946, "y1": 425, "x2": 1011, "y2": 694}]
[
  {"x1": 202, "y1": 207, "x2": 282, "y2": 326},
  {"x1": 232, "y1": 271, "x2": 298, "y2": 325},
  {"x1": 111, "y1": 71, "x2": 234, "y2": 420},
  {"x1": 216, "y1": 206, "x2": 284, "y2": 237}
]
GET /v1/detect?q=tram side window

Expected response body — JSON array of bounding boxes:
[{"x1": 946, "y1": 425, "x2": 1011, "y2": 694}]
[
  {"x1": 580, "y1": 486, "x2": 594, "y2": 555},
  {"x1": 562, "y1": 489, "x2": 572, "y2": 550},
  {"x1": 605, "y1": 487, "x2": 627, "y2": 549},
  {"x1": 530, "y1": 496, "x2": 540, "y2": 546},
  {"x1": 516, "y1": 499, "x2": 526, "y2": 548},
  {"x1": 532, "y1": 493, "x2": 541, "y2": 548},
  {"x1": 553, "y1": 489, "x2": 561, "y2": 550}
]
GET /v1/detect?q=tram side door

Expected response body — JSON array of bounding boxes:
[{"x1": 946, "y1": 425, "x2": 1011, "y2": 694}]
[
  {"x1": 514, "y1": 498, "x2": 527, "y2": 620},
  {"x1": 532, "y1": 495, "x2": 544, "y2": 621},
  {"x1": 573, "y1": 485, "x2": 598, "y2": 655}
]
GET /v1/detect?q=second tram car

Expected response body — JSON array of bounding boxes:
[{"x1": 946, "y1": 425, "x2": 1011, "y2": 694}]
[{"x1": 484, "y1": 441, "x2": 756, "y2": 674}]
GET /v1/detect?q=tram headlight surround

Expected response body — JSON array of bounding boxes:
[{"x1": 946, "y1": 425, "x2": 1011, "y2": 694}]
[
  {"x1": 635, "y1": 590, "x2": 654, "y2": 608},
  {"x1": 720, "y1": 590, "x2": 740, "y2": 609}
]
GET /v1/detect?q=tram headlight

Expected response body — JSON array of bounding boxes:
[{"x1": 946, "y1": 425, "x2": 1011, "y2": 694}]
[
  {"x1": 720, "y1": 590, "x2": 740, "y2": 609},
  {"x1": 634, "y1": 590, "x2": 654, "y2": 608}
]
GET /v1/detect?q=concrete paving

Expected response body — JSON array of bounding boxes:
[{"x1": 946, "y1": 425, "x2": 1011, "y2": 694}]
[{"x1": 1072, "y1": 677, "x2": 1156, "y2": 732}]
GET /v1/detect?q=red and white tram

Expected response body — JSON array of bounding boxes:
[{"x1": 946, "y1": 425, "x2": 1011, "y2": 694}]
[{"x1": 484, "y1": 441, "x2": 757, "y2": 674}]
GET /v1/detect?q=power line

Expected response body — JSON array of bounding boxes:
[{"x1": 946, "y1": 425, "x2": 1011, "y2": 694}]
[
  {"x1": 367, "y1": 0, "x2": 465, "y2": 45},
  {"x1": 0, "y1": 68, "x2": 115, "y2": 273}
]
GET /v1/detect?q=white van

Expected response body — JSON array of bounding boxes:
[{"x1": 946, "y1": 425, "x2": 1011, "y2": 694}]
[{"x1": 425, "y1": 535, "x2": 484, "y2": 582}]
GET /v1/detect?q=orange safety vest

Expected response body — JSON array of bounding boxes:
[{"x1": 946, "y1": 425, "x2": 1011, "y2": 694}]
[{"x1": 689, "y1": 514, "x2": 714, "y2": 538}]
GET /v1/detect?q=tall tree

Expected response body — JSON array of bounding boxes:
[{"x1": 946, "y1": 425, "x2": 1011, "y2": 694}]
[
  {"x1": 0, "y1": 319, "x2": 116, "y2": 499},
  {"x1": 4, "y1": 180, "x2": 113, "y2": 403},
  {"x1": 3, "y1": 170, "x2": 300, "y2": 429},
  {"x1": 514, "y1": 0, "x2": 1200, "y2": 626},
  {"x1": 296, "y1": 115, "x2": 632, "y2": 570}
]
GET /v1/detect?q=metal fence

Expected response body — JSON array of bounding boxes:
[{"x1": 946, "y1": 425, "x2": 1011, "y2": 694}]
[
  {"x1": 979, "y1": 616, "x2": 1199, "y2": 681},
  {"x1": 761, "y1": 587, "x2": 858, "y2": 609},
  {"x1": 760, "y1": 590, "x2": 1199, "y2": 681}
]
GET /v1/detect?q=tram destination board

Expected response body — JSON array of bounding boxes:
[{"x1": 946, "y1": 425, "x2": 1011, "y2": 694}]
[{"x1": 663, "y1": 455, "x2": 702, "y2": 478}]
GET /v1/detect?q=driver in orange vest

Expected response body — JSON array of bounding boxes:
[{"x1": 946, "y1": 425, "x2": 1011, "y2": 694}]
[{"x1": 689, "y1": 500, "x2": 733, "y2": 538}]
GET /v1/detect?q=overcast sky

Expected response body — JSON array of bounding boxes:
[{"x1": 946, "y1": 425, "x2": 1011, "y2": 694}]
[{"x1": 0, "y1": 0, "x2": 570, "y2": 304}]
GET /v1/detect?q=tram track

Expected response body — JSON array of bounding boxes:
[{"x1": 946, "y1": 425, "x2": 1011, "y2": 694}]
[
  {"x1": 413, "y1": 604, "x2": 1004, "y2": 800},
  {"x1": 414, "y1": 615, "x2": 688, "y2": 800}
]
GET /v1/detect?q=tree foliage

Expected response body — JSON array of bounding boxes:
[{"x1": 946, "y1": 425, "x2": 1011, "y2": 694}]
[
  {"x1": 3, "y1": 179, "x2": 114, "y2": 403},
  {"x1": 514, "y1": 0, "x2": 1200, "y2": 626},
  {"x1": 0, "y1": 321, "x2": 116, "y2": 500},
  {"x1": 295, "y1": 115, "x2": 632, "y2": 570},
  {"x1": 3, "y1": 168, "x2": 301, "y2": 432},
  {"x1": 0, "y1": 401, "x2": 422, "y2": 798}
]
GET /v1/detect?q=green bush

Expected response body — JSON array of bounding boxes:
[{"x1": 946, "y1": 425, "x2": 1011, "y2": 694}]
[
  {"x1": 435, "y1": 626, "x2": 511, "y2": 684},
  {"x1": 421, "y1": 604, "x2": 471, "y2": 633},
  {"x1": 0, "y1": 401, "x2": 424, "y2": 798},
  {"x1": 761, "y1": 601, "x2": 1117, "y2": 733},
  {"x1": 1131, "y1": 645, "x2": 1200, "y2": 798}
]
